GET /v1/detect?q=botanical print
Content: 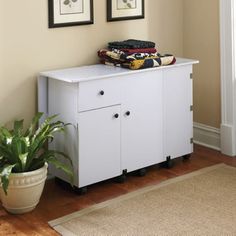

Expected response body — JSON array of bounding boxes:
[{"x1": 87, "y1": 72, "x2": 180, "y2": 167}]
[
  {"x1": 117, "y1": 0, "x2": 137, "y2": 10},
  {"x1": 60, "y1": 0, "x2": 84, "y2": 14}
]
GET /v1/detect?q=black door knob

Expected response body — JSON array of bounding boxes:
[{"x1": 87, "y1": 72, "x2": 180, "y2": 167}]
[
  {"x1": 114, "y1": 113, "x2": 119, "y2": 119},
  {"x1": 99, "y1": 90, "x2": 105, "y2": 96},
  {"x1": 125, "y1": 111, "x2": 131, "y2": 116}
]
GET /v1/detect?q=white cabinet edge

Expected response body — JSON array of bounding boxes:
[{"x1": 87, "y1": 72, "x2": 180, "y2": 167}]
[{"x1": 39, "y1": 58, "x2": 199, "y2": 83}]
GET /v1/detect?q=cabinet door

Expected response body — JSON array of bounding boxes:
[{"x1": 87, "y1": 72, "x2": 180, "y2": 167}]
[
  {"x1": 163, "y1": 66, "x2": 193, "y2": 158},
  {"x1": 121, "y1": 71, "x2": 164, "y2": 173},
  {"x1": 78, "y1": 105, "x2": 121, "y2": 187}
]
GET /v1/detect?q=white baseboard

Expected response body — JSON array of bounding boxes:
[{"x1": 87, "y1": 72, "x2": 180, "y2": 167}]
[
  {"x1": 220, "y1": 124, "x2": 235, "y2": 156},
  {"x1": 193, "y1": 122, "x2": 221, "y2": 151}
]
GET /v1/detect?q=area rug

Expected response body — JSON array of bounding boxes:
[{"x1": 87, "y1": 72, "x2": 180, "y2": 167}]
[{"x1": 49, "y1": 164, "x2": 236, "y2": 236}]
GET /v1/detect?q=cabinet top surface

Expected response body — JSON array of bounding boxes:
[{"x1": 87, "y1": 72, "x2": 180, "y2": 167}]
[{"x1": 39, "y1": 58, "x2": 199, "y2": 83}]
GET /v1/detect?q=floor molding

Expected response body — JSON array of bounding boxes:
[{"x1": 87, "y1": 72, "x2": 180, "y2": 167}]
[{"x1": 193, "y1": 122, "x2": 221, "y2": 151}]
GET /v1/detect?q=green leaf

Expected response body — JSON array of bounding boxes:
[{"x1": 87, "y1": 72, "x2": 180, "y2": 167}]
[
  {"x1": 24, "y1": 112, "x2": 43, "y2": 138},
  {"x1": 19, "y1": 153, "x2": 28, "y2": 172},
  {"x1": 0, "y1": 143, "x2": 15, "y2": 164},
  {"x1": 0, "y1": 127, "x2": 12, "y2": 139},
  {"x1": 13, "y1": 120, "x2": 24, "y2": 136},
  {"x1": 0, "y1": 164, "x2": 15, "y2": 195},
  {"x1": 36, "y1": 149, "x2": 74, "y2": 183},
  {"x1": 47, "y1": 157, "x2": 74, "y2": 183},
  {"x1": 10, "y1": 137, "x2": 29, "y2": 169},
  {"x1": 30, "y1": 149, "x2": 73, "y2": 175},
  {"x1": 26, "y1": 115, "x2": 66, "y2": 169}
]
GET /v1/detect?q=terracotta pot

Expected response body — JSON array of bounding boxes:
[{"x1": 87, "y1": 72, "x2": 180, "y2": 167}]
[{"x1": 0, "y1": 163, "x2": 48, "y2": 214}]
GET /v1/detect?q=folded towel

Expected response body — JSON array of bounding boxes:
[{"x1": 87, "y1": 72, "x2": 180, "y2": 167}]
[{"x1": 108, "y1": 39, "x2": 155, "y2": 50}]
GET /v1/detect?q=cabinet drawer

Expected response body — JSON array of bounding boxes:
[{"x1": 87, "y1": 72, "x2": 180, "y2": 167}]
[{"x1": 78, "y1": 79, "x2": 121, "y2": 112}]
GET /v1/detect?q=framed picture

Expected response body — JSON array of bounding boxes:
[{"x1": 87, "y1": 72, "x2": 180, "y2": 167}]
[
  {"x1": 48, "y1": 0, "x2": 93, "y2": 28},
  {"x1": 107, "y1": 0, "x2": 144, "y2": 22}
]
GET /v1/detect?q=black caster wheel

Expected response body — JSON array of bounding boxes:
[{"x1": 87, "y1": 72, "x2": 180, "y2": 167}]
[
  {"x1": 183, "y1": 154, "x2": 191, "y2": 160},
  {"x1": 137, "y1": 168, "x2": 147, "y2": 177},
  {"x1": 115, "y1": 174, "x2": 126, "y2": 183},
  {"x1": 165, "y1": 156, "x2": 174, "y2": 169},
  {"x1": 74, "y1": 186, "x2": 88, "y2": 195}
]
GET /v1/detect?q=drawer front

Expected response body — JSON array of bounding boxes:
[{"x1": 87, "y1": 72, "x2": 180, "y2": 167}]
[{"x1": 78, "y1": 78, "x2": 121, "y2": 112}]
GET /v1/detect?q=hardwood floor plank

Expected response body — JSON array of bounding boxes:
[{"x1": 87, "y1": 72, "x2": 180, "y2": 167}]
[{"x1": 0, "y1": 145, "x2": 235, "y2": 235}]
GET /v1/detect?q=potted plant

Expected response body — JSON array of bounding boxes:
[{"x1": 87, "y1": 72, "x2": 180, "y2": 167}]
[{"x1": 0, "y1": 112, "x2": 73, "y2": 214}]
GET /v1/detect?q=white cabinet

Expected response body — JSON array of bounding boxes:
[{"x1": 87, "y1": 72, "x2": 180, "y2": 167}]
[
  {"x1": 78, "y1": 78, "x2": 121, "y2": 112},
  {"x1": 38, "y1": 58, "x2": 198, "y2": 189},
  {"x1": 163, "y1": 66, "x2": 193, "y2": 158},
  {"x1": 78, "y1": 106, "x2": 121, "y2": 187},
  {"x1": 121, "y1": 71, "x2": 164, "y2": 172}
]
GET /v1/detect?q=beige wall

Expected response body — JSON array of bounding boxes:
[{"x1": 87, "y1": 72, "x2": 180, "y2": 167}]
[
  {"x1": 0, "y1": 0, "x2": 183, "y2": 126},
  {"x1": 149, "y1": 0, "x2": 183, "y2": 56},
  {"x1": 183, "y1": 0, "x2": 221, "y2": 128}
]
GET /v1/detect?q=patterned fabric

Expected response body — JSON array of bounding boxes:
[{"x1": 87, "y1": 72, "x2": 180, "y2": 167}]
[
  {"x1": 98, "y1": 40, "x2": 176, "y2": 70},
  {"x1": 98, "y1": 49, "x2": 159, "y2": 63},
  {"x1": 125, "y1": 55, "x2": 176, "y2": 70},
  {"x1": 98, "y1": 49, "x2": 123, "y2": 62},
  {"x1": 121, "y1": 51, "x2": 159, "y2": 62},
  {"x1": 100, "y1": 59, "x2": 122, "y2": 68},
  {"x1": 100, "y1": 53, "x2": 176, "y2": 70},
  {"x1": 108, "y1": 39, "x2": 155, "y2": 50}
]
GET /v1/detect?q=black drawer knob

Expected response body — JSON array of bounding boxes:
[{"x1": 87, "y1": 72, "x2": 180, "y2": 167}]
[
  {"x1": 125, "y1": 111, "x2": 131, "y2": 116},
  {"x1": 114, "y1": 113, "x2": 119, "y2": 119},
  {"x1": 99, "y1": 90, "x2": 105, "y2": 96}
]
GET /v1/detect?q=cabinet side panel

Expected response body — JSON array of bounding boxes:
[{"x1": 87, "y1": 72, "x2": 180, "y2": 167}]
[
  {"x1": 163, "y1": 65, "x2": 193, "y2": 158},
  {"x1": 37, "y1": 75, "x2": 48, "y2": 124},
  {"x1": 48, "y1": 79, "x2": 79, "y2": 186}
]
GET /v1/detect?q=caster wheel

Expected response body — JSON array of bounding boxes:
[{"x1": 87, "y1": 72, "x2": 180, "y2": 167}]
[
  {"x1": 137, "y1": 168, "x2": 147, "y2": 177},
  {"x1": 115, "y1": 174, "x2": 126, "y2": 183},
  {"x1": 74, "y1": 186, "x2": 88, "y2": 195},
  {"x1": 165, "y1": 156, "x2": 174, "y2": 169},
  {"x1": 183, "y1": 154, "x2": 191, "y2": 160}
]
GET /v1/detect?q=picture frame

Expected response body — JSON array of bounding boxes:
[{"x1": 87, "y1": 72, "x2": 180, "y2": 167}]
[
  {"x1": 107, "y1": 0, "x2": 144, "y2": 22},
  {"x1": 48, "y1": 0, "x2": 94, "y2": 28}
]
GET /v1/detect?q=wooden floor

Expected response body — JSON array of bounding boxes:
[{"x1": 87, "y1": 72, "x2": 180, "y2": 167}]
[{"x1": 1, "y1": 144, "x2": 236, "y2": 235}]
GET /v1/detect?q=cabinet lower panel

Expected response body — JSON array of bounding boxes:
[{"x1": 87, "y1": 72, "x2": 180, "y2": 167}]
[
  {"x1": 121, "y1": 72, "x2": 164, "y2": 172},
  {"x1": 78, "y1": 106, "x2": 121, "y2": 187}
]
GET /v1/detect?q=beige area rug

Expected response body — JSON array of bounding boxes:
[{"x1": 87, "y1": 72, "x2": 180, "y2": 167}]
[{"x1": 49, "y1": 164, "x2": 236, "y2": 236}]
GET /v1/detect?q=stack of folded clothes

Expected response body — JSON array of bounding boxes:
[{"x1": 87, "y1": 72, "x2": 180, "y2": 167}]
[{"x1": 98, "y1": 39, "x2": 176, "y2": 70}]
